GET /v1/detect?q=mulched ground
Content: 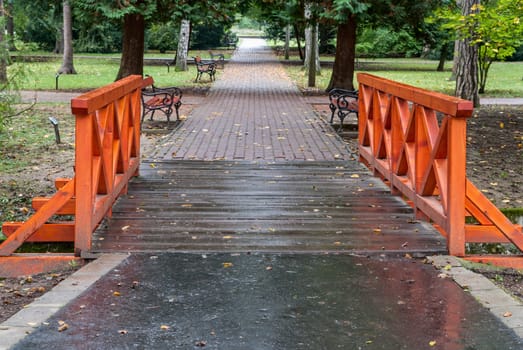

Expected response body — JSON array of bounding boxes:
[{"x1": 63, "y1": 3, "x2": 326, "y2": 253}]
[{"x1": 1, "y1": 100, "x2": 522, "y2": 324}]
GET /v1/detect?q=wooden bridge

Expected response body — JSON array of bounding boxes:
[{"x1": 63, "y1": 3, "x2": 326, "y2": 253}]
[{"x1": 0, "y1": 41, "x2": 522, "y2": 277}]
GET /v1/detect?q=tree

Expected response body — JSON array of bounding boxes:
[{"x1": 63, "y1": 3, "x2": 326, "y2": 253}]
[
  {"x1": 57, "y1": 0, "x2": 76, "y2": 74},
  {"x1": 435, "y1": 0, "x2": 522, "y2": 103},
  {"x1": 465, "y1": 0, "x2": 523, "y2": 93},
  {"x1": 454, "y1": 0, "x2": 479, "y2": 106},
  {"x1": 0, "y1": 0, "x2": 6, "y2": 84},
  {"x1": 116, "y1": 10, "x2": 145, "y2": 80},
  {"x1": 325, "y1": 0, "x2": 368, "y2": 91}
]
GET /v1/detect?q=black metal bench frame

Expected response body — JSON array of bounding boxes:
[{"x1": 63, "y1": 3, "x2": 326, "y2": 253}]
[
  {"x1": 141, "y1": 85, "x2": 183, "y2": 124},
  {"x1": 193, "y1": 56, "x2": 217, "y2": 82},
  {"x1": 328, "y1": 88, "x2": 359, "y2": 130}
]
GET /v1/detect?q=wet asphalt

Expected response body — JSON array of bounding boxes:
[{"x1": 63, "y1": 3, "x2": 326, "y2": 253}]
[{"x1": 12, "y1": 253, "x2": 522, "y2": 350}]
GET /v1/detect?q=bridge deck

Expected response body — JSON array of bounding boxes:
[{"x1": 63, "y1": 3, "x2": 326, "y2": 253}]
[
  {"x1": 92, "y1": 161, "x2": 446, "y2": 254},
  {"x1": 92, "y1": 38, "x2": 445, "y2": 255}
]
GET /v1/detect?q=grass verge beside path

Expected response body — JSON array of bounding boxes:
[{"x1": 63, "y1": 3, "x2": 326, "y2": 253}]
[{"x1": 283, "y1": 58, "x2": 523, "y2": 98}]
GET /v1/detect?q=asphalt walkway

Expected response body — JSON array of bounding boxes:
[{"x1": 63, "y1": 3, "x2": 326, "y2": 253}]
[{"x1": 3, "y1": 39, "x2": 523, "y2": 349}]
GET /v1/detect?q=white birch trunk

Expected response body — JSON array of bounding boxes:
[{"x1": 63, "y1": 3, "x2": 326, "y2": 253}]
[{"x1": 176, "y1": 19, "x2": 190, "y2": 71}]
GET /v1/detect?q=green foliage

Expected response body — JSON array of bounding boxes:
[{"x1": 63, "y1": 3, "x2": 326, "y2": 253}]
[
  {"x1": 146, "y1": 23, "x2": 178, "y2": 53},
  {"x1": 190, "y1": 23, "x2": 230, "y2": 49},
  {"x1": 356, "y1": 27, "x2": 422, "y2": 58},
  {"x1": 432, "y1": 0, "x2": 523, "y2": 93}
]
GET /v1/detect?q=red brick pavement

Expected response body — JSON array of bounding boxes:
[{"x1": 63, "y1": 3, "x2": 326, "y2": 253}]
[{"x1": 150, "y1": 38, "x2": 354, "y2": 161}]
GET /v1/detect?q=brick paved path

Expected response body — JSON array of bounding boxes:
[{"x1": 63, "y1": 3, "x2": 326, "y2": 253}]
[{"x1": 150, "y1": 38, "x2": 352, "y2": 161}]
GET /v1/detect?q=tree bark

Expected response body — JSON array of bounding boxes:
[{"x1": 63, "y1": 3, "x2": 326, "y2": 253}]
[
  {"x1": 116, "y1": 11, "x2": 145, "y2": 80},
  {"x1": 58, "y1": 0, "x2": 76, "y2": 74},
  {"x1": 175, "y1": 19, "x2": 190, "y2": 71},
  {"x1": 327, "y1": 15, "x2": 357, "y2": 91},
  {"x1": 0, "y1": 0, "x2": 7, "y2": 84},
  {"x1": 437, "y1": 42, "x2": 449, "y2": 72},
  {"x1": 284, "y1": 25, "x2": 290, "y2": 60},
  {"x1": 455, "y1": 0, "x2": 479, "y2": 107},
  {"x1": 6, "y1": 0, "x2": 15, "y2": 51},
  {"x1": 293, "y1": 24, "x2": 304, "y2": 61}
]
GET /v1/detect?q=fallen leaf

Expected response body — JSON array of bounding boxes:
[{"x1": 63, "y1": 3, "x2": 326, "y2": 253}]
[
  {"x1": 373, "y1": 228, "x2": 382, "y2": 234},
  {"x1": 121, "y1": 225, "x2": 130, "y2": 231},
  {"x1": 113, "y1": 291, "x2": 121, "y2": 297},
  {"x1": 266, "y1": 266, "x2": 273, "y2": 271},
  {"x1": 333, "y1": 241, "x2": 342, "y2": 246},
  {"x1": 222, "y1": 235, "x2": 233, "y2": 239},
  {"x1": 160, "y1": 325, "x2": 170, "y2": 330},
  {"x1": 350, "y1": 174, "x2": 360, "y2": 178},
  {"x1": 149, "y1": 163, "x2": 157, "y2": 168},
  {"x1": 503, "y1": 311, "x2": 513, "y2": 317},
  {"x1": 429, "y1": 340, "x2": 437, "y2": 346},
  {"x1": 222, "y1": 262, "x2": 233, "y2": 268},
  {"x1": 58, "y1": 320, "x2": 68, "y2": 332},
  {"x1": 444, "y1": 264, "x2": 452, "y2": 271}
]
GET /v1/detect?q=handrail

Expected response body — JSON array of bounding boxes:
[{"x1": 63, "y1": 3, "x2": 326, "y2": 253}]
[
  {"x1": 72, "y1": 75, "x2": 144, "y2": 255},
  {"x1": 357, "y1": 73, "x2": 522, "y2": 262},
  {"x1": 0, "y1": 75, "x2": 146, "y2": 268}
]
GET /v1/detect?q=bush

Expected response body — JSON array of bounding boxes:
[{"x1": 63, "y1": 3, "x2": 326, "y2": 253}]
[
  {"x1": 146, "y1": 23, "x2": 178, "y2": 53},
  {"x1": 357, "y1": 26, "x2": 422, "y2": 58},
  {"x1": 190, "y1": 23, "x2": 230, "y2": 49}
]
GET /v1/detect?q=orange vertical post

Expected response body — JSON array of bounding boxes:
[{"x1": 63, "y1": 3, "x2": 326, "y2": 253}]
[
  {"x1": 74, "y1": 111, "x2": 94, "y2": 255},
  {"x1": 446, "y1": 117, "x2": 468, "y2": 256}
]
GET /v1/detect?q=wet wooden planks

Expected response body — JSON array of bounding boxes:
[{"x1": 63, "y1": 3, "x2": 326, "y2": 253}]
[{"x1": 92, "y1": 161, "x2": 446, "y2": 254}]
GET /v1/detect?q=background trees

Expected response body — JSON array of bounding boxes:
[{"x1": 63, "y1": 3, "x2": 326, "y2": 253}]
[{"x1": 1, "y1": 0, "x2": 521, "y2": 97}]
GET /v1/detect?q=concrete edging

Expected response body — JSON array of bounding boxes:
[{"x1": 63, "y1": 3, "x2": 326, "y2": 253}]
[{"x1": 0, "y1": 254, "x2": 128, "y2": 350}]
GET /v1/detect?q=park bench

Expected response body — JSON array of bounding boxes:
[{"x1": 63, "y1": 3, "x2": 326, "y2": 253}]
[
  {"x1": 141, "y1": 83, "x2": 183, "y2": 124},
  {"x1": 193, "y1": 56, "x2": 217, "y2": 82},
  {"x1": 209, "y1": 51, "x2": 225, "y2": 69},
  {"x1": 328, "y1": 88, "x2": 359, "y2": 130}
]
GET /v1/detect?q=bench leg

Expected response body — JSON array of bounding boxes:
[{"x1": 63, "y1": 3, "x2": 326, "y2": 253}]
[{"x1": 329, "y1": 105, "x2": 336, "y2": 124}]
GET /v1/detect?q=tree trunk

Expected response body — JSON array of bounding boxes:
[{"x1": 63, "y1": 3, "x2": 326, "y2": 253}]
[
  {"x1": 0, "y1": 0, "x2": 7, "y2": 84},
  {"x1": 327, "y1": 15, "x2": 357, "y2": 91},
  {"x1": 6, "y1": 1, "x2": 15, "y2": 51},
  {"x1": 449, "y1": 39, "x2": 459, "y2": 80},
  {"x1": 455, "y1": 0, "x2": 479, "y2": 107},
  {"x1": 116, "y1": 12, "x2": 145, "y2": 81},
  {"x1": 175, "y1": 19, "x2": 190, "y2": 71},
  {"x1": 293, "y1": 24, "x2": 304, "y2": 61},
  {"x1": 58, "y1": 0, "x2": 76, "y2": 74},
  {"x1": 284, "y1": 25, "x2": 290, "y2": 60},
  {"x1": 437, "y1": 42, "x2": 449, "y2": 72}
]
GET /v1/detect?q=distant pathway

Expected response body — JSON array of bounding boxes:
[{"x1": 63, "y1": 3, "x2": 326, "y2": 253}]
[{"x1": 149, "y1": 38, "x2": 351, "y2": 161}]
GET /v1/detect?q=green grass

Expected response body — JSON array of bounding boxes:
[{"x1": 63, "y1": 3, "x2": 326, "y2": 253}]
[
  {"x1": 11, "y1": 50, "x2": 523, "y2": 97},
  {"x1": 10, "y1": 50, "x2": 231, "y2": 91},
  {"x1": 283, "y1": 57, "x2": 523, "y2": 97}
]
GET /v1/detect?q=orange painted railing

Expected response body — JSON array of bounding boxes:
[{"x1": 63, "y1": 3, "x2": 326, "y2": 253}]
[
  {"x1": 357, "y1": 73, "x2": 523, "y2": 267},
  {"x1": 0, "y1": 75, "x2": 146, "y2": 276}
]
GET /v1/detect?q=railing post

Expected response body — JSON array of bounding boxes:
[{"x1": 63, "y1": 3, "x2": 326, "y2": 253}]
[
  {"x1": 73, "y1": 112, "x2": 94, "y2": 256},
  {"x1": 446, "y1": 117, "x2": 468, "y2": 256}
]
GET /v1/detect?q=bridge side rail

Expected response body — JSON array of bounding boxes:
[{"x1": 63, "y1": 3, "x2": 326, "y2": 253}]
[
  {"x1": 0, "y1": 75, "x2": 146, "y2": 276},
  {"x1": 357, "y1": 73, "x2": 522, "y2": 266},
  {"x1": 72, "y1": 75, "x2": 144, "y2": 255}
]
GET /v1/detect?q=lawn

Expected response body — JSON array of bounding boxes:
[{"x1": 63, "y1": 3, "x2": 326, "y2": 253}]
[
  {"x1": 10, "y1": 50, "x2": 232, "y2": 91},
  {"x1": 283, "y1": 58, "x2": 523, "y2": 97},
  {"x1": 10, "y1": 51, "x2": 523, "y2": 98}
]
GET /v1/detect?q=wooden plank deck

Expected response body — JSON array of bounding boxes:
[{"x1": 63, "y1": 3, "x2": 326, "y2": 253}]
[{"x1": 92, "y1": 160, "x2": 446, "y2": 255}]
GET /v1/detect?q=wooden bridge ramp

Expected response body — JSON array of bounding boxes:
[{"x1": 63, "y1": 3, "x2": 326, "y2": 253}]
[{"x1": 92, "y1": 160, "x2": 446, "y2": 255}]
